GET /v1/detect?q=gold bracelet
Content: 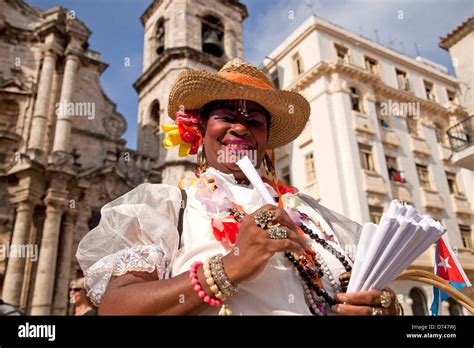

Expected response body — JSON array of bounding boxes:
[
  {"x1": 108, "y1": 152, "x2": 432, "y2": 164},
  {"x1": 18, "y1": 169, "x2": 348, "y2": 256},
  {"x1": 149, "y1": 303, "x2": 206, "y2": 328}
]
[{"x1": 209, "y1": 254, "x2": 239, "y2": 298}]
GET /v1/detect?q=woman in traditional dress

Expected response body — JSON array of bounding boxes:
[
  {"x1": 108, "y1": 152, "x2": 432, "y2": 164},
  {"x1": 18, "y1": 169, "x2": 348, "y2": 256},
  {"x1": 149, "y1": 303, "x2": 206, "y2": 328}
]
[{"x1": 76, "y1": 60, "x2": 400, "y2": 316}]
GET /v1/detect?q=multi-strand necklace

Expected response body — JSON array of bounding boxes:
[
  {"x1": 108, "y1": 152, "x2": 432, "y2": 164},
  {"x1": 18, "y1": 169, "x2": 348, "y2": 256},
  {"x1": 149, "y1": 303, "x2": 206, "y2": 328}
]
[{"x1": 228, "y1": 205, "x2": 353, "y2": 315}]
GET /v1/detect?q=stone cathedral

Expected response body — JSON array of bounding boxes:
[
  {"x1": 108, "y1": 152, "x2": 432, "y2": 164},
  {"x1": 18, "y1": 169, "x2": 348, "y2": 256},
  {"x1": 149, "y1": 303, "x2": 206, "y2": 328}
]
[{"x1": 0, "y1": 0, "x2": 246, "y2": 315}]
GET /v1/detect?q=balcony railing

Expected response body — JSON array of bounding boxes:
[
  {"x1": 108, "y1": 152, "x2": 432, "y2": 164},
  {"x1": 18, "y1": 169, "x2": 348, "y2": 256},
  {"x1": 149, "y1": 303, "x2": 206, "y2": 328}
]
[{"x1": 447, "y1": 115, "x2": 473, "y2": 152}]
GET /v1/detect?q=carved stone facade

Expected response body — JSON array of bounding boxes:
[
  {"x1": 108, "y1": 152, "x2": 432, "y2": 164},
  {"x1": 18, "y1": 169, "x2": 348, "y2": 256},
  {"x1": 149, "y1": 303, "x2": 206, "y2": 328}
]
[{"x1": 0, "y1": 0, "x2": 160, "y2": 314}]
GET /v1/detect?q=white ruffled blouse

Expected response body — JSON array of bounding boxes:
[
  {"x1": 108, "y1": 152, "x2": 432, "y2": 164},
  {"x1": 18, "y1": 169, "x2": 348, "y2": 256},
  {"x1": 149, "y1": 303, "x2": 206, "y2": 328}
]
[{"x1": 76, "y1": 168, "x2": 353, "y2": 315}]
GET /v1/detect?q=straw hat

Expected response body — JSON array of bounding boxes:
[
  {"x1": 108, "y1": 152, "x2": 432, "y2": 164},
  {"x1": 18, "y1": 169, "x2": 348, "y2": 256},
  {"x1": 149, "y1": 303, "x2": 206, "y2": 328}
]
[{"x1": 167, "y1": 59, "x2": 310, "y2": 149}]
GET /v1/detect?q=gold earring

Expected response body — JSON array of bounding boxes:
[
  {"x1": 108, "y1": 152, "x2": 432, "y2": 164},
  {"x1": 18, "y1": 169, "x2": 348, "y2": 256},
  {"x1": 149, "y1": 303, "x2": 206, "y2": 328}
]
[
  {"x1": 263, "y1": 152, "x2": 276, "y2": 179},
  {"x1": 197, "y1": 144, "x2": 207, "y2": 176}
]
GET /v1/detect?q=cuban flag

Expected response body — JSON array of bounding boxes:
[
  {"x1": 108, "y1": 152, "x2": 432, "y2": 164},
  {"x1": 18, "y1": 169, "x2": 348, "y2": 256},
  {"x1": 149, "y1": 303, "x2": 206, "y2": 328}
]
[{"x1": 430, "y1": 234, "x2": 472, "y2": 315}]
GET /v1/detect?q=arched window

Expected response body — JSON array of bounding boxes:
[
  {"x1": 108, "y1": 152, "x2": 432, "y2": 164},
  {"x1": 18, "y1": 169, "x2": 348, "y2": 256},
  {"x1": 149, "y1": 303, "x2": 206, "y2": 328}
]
[
  {"x1": 201, "y1": 15, "x2": 224, "y2": 57},
  {"x1": 155, "y1": 18, "x2": 165, "y2": 55},
  {"x1": 409, "y1": 288, "x2": 428, "y2": 315},
  {"x1": 376, "y1": 102, "x2": 390, "y2": 128},
  {"x1": 149, "y1": 100, "x2": 160, "y2": 126},
  {"x1": 349, "y1": 87, "x2": 363, "y2": 113},
  {"x1": 0, "y1": 99, "x2": 20, "y2": 132}
]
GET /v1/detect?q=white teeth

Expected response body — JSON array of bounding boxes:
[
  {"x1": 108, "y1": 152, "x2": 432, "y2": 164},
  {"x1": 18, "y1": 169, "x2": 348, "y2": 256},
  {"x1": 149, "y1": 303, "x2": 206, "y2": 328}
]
[{"x1": 225, "y1": 143, "x2": 251, "y2": 149}]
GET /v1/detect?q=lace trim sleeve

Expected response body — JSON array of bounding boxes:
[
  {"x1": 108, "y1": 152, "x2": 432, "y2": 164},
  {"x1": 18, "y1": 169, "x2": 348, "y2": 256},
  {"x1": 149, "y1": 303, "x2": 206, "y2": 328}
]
[{"x1": 84, "y1": 244, "x2": 170, "y2": 306}]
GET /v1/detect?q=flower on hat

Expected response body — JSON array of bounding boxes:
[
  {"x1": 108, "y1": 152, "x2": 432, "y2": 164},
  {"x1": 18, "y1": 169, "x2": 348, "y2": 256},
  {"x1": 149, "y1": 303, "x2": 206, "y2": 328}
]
[{"x1": 161, "y1": 111, "x2": 203, "y2": 157}]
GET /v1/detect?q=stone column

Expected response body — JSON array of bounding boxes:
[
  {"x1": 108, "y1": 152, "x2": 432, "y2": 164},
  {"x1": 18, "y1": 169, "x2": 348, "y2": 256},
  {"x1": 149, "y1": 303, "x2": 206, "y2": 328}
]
[
  {"x1": 52, "y1": 54, "x2": 80, "y2": 154},
  {"x1": 30, "y1": 202, "x2": 63, "y2": 315},
  {"x1": 2, "y1": 201, "x2": 35, "y2": 307},
  {"x1": 51, "y1": 213, "x2": 75, "y2": 315},
  {"x1": 28, "y1": 50, "x2": 57, "y2": 154}
]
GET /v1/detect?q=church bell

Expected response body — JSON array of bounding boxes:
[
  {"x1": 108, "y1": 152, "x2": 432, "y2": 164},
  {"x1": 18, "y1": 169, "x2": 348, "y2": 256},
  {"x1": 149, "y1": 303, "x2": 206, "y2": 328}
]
[{"x1": 202, "y1": 30, "x2": 223, "y2": 57}]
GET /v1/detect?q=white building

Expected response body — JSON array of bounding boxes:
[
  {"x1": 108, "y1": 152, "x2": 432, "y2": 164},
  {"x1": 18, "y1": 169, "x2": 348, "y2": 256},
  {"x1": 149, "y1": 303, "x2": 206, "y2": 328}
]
[{"x1": 263, "y1": 15, "x2": 473, "y2": 315}]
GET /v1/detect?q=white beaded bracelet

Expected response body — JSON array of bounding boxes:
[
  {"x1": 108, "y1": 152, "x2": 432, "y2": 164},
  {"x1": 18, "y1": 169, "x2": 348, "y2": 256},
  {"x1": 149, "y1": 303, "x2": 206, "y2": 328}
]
[{"x1": 203, "y1": 258, "x2": 228, "y2": 301}]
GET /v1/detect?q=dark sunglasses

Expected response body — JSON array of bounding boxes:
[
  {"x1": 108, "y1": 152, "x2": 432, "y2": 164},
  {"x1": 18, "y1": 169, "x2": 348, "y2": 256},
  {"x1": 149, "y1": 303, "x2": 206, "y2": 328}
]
[{"x1": 70, "y1": 288, "x2": 83, "y2": 292}]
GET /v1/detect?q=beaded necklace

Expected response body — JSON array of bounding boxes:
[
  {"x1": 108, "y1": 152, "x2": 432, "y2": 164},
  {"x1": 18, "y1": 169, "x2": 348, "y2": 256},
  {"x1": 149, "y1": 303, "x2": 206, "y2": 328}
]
[
  {"x1": 195, "y1": 172, "x2": 352, "y2": 314},
  {"x1": 228, "y1": 204, "x2": 354, "y2": 314}
]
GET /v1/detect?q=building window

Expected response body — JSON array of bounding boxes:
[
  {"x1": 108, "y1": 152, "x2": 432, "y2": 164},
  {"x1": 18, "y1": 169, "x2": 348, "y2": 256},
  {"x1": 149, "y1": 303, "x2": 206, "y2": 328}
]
[
  {"x1": 365, "y1": 56, "x2": 379, "y2": 76},
  {"x1": 202, "y1": 15, "x2": 224, "y2": 57},
  {"x1": 335, "y1": 43, "x2": 349, "y2": 63},
  {"x1": 446, "y1": 172, "x2": 461, "y2": 195},
  {"x1": 434, "y1": 123, "x2": 445, "y2": 144},
  {"x1": 0, "y1": 99, "x2": 20, "y2": 132},
  {"x1": 270, "y1": 69, "x2": 280, "y2": 89},
  {"x1": 149, "y1": 100, "x2": 160, "y2": 126},
  {"x1": 155, "y1": 18, "x2": 165, "y2": 55},
  {"x1": 281, "y1": 165, "x2": 291, "y2": 186},
  {"x1": 350, "y1": 87, "x2": 363, "y2": 112},
  {"x1": 406, "y1": 117, "x2": 418, "y2": 136},
  {"x1": 409, "y1": 288, "x2": 428, "y2": 315},
  {"x1": 359, "y1": 143, "x2": 375, "y2": 172},
  {"x1": 459, "y1": 225, "x2": 472, "y2": 249},
  {"x1": 304, "y1": 152, "x2": 316, "y2": 183},
  {"x1": 293, "y1": 53, "x2": 304, "y2": 77},
  {"x1": 369, "y1": 205, "x2": 384, "y2": 224},
  {"x1": 447, "y1": 90, "x2": 458, "y2": 104},
  {"x1": 386, "y1": 155, "x2": 405, "y2": 183},
  {"x1": 396, "y1": 68, "x2": 410, "y2": 91},
  {"x1": 424, "y1": 80, "x2": 436, "y2": 101},
  {"x1": 416, "y1": 164, "x2": 431, "y2": 190},
  {"x1": 376, "y1": 102, "x2": 390, "y2": 128}
]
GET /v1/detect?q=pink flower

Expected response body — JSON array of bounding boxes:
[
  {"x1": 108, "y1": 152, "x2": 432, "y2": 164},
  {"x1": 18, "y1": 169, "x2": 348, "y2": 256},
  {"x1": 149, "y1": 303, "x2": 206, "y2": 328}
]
[{"x1": 175, "y1": 111, "x2": 200, "y2": 126}]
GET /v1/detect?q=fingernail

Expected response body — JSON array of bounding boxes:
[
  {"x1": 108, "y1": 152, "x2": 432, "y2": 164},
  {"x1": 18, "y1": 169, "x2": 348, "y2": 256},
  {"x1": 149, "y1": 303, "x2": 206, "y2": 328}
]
[{"x1": 331, "y1": 305, "x2": 340, "y2": 313}]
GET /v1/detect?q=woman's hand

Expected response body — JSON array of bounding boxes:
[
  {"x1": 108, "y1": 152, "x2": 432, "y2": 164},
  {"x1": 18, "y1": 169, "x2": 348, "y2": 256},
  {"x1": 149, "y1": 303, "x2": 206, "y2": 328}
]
[
  {"x1": 330, "y1": 288, "x2": 399, "y2": 316},
  {"x1": 223, "y1": 204, "x2": 311, "y2": 284}
]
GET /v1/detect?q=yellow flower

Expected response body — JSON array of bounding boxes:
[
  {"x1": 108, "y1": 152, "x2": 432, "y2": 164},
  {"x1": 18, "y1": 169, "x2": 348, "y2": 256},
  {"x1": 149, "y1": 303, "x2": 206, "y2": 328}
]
[{"x1": 161, "y1": 124, "x2": 192, "y2": 157}]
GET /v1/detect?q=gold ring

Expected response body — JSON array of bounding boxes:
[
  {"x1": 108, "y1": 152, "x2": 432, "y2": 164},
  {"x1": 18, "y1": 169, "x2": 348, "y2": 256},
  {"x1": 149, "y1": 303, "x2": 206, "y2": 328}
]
[
  {"x1": 379, "y1": 290, "x2": 392, "y2": 309},
  {"x1": 255, "y1": 209, "x2": 276, "y2": 229},
  {"x1": 267, "y1": 226, "x2": 289, "y2": 239},
  {"x1": 372, "y1": 307, "x2": 383, "y2": 316}
]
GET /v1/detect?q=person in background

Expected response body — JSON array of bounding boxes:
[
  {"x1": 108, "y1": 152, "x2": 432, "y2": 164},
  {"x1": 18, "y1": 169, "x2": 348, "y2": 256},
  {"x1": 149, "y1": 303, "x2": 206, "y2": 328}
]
[{"x1": 69, "y1": 277, "x2": 96, "y2": 316}]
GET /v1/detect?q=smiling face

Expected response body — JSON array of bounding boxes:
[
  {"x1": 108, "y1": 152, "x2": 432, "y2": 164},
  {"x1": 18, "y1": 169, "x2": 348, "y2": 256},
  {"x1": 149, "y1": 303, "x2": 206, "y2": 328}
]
[{"x1": 201, "y1": 100, "x2": 269, "y2": 181}]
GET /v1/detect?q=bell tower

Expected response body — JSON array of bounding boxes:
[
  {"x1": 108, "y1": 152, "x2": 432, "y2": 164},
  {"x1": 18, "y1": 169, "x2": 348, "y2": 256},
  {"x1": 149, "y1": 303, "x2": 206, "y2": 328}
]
[{"x1": 134, "y1": 0, "x2": 248, "y2": 186}]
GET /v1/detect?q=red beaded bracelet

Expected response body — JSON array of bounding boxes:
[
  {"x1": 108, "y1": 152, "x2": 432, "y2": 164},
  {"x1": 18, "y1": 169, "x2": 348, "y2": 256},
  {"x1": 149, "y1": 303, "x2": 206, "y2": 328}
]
[{"x1": 189, "y1": 261, "x2": 221, "y2": 307}]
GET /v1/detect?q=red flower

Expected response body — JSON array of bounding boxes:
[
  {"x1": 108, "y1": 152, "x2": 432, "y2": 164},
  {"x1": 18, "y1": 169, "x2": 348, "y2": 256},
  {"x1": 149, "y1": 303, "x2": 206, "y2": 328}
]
[
  {"x1": 211, "y1": 219, "x2": 240, "y2": 244},
  {"x1": 276, "y1": 179, "x2": 298, "y2": 195},
  {"x1": 178, "y1": 122, "x2": 202, "y2": 155},
  {"x1": 175, "y1": 111, "x2": 203, "y2": 155}
]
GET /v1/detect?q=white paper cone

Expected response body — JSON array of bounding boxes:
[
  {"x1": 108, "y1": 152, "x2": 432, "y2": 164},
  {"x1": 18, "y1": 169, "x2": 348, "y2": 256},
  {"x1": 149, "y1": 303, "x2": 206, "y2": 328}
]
[{"x1": 236, "y1": 156, "x2": 276, "y2": 206}]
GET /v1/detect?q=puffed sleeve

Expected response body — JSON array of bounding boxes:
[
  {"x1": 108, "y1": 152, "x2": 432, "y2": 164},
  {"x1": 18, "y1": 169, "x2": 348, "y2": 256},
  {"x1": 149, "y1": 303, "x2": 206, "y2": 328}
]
[{"x1": 75, "y1": 183, "x2": 182, "y2": 305}]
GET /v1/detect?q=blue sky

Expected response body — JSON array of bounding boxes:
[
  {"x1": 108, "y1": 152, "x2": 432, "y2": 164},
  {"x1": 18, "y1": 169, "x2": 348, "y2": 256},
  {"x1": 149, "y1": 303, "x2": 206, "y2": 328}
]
[{"x1": 26, "y1": 0, "x2": 473, "y2": 150}]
